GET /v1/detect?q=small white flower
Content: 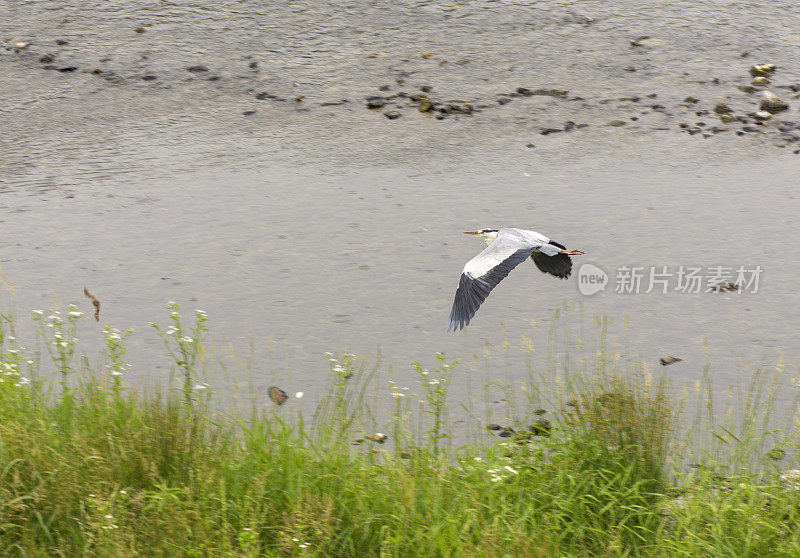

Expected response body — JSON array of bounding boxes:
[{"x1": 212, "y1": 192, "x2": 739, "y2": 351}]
[
  {"x1": 104, "y1": 514, "x2": 114, "y2": 519},
  {"x1": 110, "y1": 371, "x2": 123, "y2": 377},
  {"x1": 504, "y1": 466, "x2": 519, "y2": 475},
  {"x1": 32, "y1": 310, "x2": 43, "y2": 316},
  {"x1": 391, "y1": 392, "x2": 405, "y2": 398},
  {"x1": 292, "y1": 537, "x2": 300, "y2": 542},
  {"x1": 193, "y1": 384, "x2": 207, "y2": 390},
  {"x1": 295, "y1": 392, "x2": 304, "y2": 399},
  {"x1": 68, "y1": 311, "x2": 83, "y2": 317},
  {"x1": 474, "y1": 456, "x2": 483, "y2": 462},
  {"x1": 120, "y1": 490, "x2": 127, "y2": 495},
  {"x1": 180, "y1": 336, "x2": 194, "y2": 343},
  {"x1": 299, "y1": 544, "x2": 308, "y2": 549}
]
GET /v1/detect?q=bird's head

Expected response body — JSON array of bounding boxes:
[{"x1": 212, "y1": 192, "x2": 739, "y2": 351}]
[{"x1": 463, "y1": 228, "x2": 499, "y2": 244}]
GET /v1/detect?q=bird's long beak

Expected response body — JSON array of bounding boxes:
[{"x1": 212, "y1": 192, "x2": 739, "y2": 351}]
[{"x1": 462, "y1": 231, "x2": 480, "y2": 235}]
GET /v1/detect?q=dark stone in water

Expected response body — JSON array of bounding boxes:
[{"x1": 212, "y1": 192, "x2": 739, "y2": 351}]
[
  {"x1": 498, "y1": 427, "x2": 514, "y2": 438},
  {"x1": 420, "y1": 85, "x2": 432, "y2": 92},
  {"x1": 379, "y1": 84, "x2": 391, "y2": 91},
  {"x1": 366, "y1": 97, "x2": 386, "y2": 109},
  {"x1": 540, "y1": 128, "x2": 562, "y2": 135},
  {"x1": 526, "y1": 143, "x2": 536, "y2": 148},
  {"x1": 248, "y1": 61, "x2": 258, "y2": 69},
  {"x1": 530, "y1": 418, "x2": 552, "y2": 436},
  {"x1": 255, "y1": 92, "x2": 286, "y2": 101},
  {"x1": 320, "y1": 99, "x2": 349, "y2": 106},
  {"x1": 563, "y1": 121, "x2": 576, "y2": 131},
  {"x1": 384, "y1": 110, "x2": 401, "y2": 119},
  {"x1": 242, "y1": 110, "x2": 257, "y2": 115},
  {"x1": 186, "y1": 65, "x2": 209, "y2": 73},
  {"x1": 39, "y1": 54, "x2": 55, "y2": 63},
  {"x1": 518, "y1": 88, "x2": 569, "y2": 98},
  {"x1": 55, "y1": 39, "x2": 69, "y2": 45},
  {"x1": 57, "y1": 66, "x2": 78, "y2": 72},
  {"x1": 487, "y1": 423, "x2": 502, "y2": 431},
  {"x1": 206, "y1": 76, "x2": 220, "y2": 81},
  {"x1": 497, "y1": 97, "x2": 512, "y2": 105},
  {"x1": 141, "y1": 75, "x2": 157, "y2": 81}
]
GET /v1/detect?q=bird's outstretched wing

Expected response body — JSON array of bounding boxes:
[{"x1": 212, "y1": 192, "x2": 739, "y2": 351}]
[
  {"x1": 532, "y1": 251, "x2": 573, "y2": 279},
  {"x1": 449, "y1": 233, "x2": 538, "y2": 331}
]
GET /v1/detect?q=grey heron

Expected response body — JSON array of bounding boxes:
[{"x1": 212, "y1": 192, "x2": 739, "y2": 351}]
[{"x1": 448, "y1": 227, "x2": 584, "y2": 331}]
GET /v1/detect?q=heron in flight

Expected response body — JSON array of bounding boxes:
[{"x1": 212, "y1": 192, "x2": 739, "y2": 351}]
[{"x1": 449, "y1": 227, "x2": 584, "y2": 331}]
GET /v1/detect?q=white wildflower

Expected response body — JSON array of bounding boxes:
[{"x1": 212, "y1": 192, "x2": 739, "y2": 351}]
[
  {"x1": 504, "y1": 466, "x2": 519, "y2": 475},
  {"x1": 295, "y1": 392, "x2": 304, "y2": 399}
]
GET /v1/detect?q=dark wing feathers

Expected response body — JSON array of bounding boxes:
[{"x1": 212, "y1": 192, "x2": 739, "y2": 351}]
[
  {"x1": 532, "y1": 251, "x2": 573, "y2": 279},
  {"x1": 449, "y1": 248, "x2": 534, "y2": 331}
]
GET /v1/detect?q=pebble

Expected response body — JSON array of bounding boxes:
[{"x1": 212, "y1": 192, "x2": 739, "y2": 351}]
[
  {"x1": 57, "y1": 66, "x2": 78, "y2": 72},
  {"x1": 186, "y1": 65, "x2": 209, "y2": 73},
  {"x1": 749, "y1": 63, "x2": 776, "y2": 77},
  {"x1": 55, "y1": 38, "x2": 69, "y2": 45},
  {"x1": 242, "y1": 110, "x2": 257, "y2": 116},
  {"x1": 255, "y1": 92, "x2": 286, "y2": 101},
  {"x1": 753, "y1": 111, "x2": 772, "y2": 122},
  {"x1": 39, "y1": 54, "x2": 55, "y2": 63},
  {"x1": 713, "y1": 103, "x2": 732, "y2": 114},
  {"x1": 607, "y1": 120, "x2": 626, "y2": 127},
  {"x1": 384, "y1": 110, "x2": 401, "y2": 119},
  {"x1": 365, "y1": 97, "x2": 386, "y2": 109},
  {"x1": 760, "y1": 91, "x2": 788, "y2": 113},
  {"x1": 751, "y1": 76, "x2": 770, "y2": 86}
]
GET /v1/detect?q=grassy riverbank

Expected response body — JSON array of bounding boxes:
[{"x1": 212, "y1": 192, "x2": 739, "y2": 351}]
[{"x1": 1, "y1": 305, "x2": 799, "y2": 556}]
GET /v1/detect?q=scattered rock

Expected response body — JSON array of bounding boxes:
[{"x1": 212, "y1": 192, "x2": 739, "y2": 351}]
[
  {"x1": 242, "y1": 110, "x2": 257, "y2": 116},
  {"x1": 141, "y1": 75, "x2": 157, "y2": 81},
  {"x1": 421, "y1": 51, "x2": 434, "y2": 59},
  {"x1": 751, "y1": 76, "x2": 770, "y2": 87},
  {"x1": 57, "y1": 66, "x2": 78, "y2": 72},
  {"x1": 760, "y1": 91, "x2": 788, "y2": 113},
  {"x1": 709, "y1": 282, "x2": 741, "y2": 293},
  {"x1": 135, "y1": 26, "x2": 147, "y2": 33},
  {"x1": 753, "y1": 110, "x2": 773, "y2": 122},
  {"x1": 378, "y1": 85, "x2": 391, "y2": 91},
  {"x1": 630, "y1": 36, "x2": 665, "y2": 47},
  {"x1": 660, "y1": 356, "x2": 682, "y2": 366},
  {"x1": 384, "y1": 110, "x2": 401, "y2": 119},
  {"x1": 12, "y1": 41, "x2": 30, "y2": 51},
  {"x1": 365, "y1": 432, "x2": 388, "y2": 444},
  {"x1": 713, "y1": 103, "x2": 732, "y2": 114},
  {"x1": 530, "y1": 418, "x2": 552, "y2": 436},
  {"x1": 540, "y1": 128, "x2": 562, "y2": 135},
  {"x1": 749, "y1": 63, "x2": 776, "y2": 77},
  {"x1": 498, "y1": 427, "x2": 514, "y2": 438},
  {"x1": 90, "y1": 68, "x2": 103, "y2": 75},
  {"x1": 268, "y1": 386, "x2": 288, "y2": 406},
  {"x1": 607, "y1": 120, "x2": 627, "y2": 127},
  {"x1": 420, "y1": 85, "x2": 432, "y2": 93},
  {"x1": 255, "y1": 92, "x2": 286, "y2": 101},
  {"x1": 683, "y1": 96, "x2": 700, "y2": 104},
  {"x1": 248, "y1": 61, "x2": 258, "y2": 69},
  {"x1": 186, "y1": 65, "x2": 209, "y2": 73},
  {"x1": 39, "y1": 54, "x2": 55, "y2": 63},
  {"x1": 487, "y1": 423, "x2": 503, "y2": 431},
  {"x1": 320, "y1": 99, "x2": 349, "y2": 106},
  {"x1": 365, "y1": 97, "x2": 386, "y2": 109},
  {"x1": 517, "y1": 87, "x2": 568, "y2": 98},
  {"x1": 55, "y1": 38, "x2": 69, "y2": 45},
  {"x1": 418, "y1": 98, "x2": 433, "y2": 112}
]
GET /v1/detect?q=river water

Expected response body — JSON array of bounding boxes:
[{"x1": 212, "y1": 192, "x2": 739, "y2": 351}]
[{"x1": 2, "y1": 0, "x2": 800, "y2": 408}]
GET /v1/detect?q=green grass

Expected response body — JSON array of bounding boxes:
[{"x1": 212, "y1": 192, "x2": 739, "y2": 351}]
[{"x1": 1, "y1": 304, "x2": 800, "y2": 556}]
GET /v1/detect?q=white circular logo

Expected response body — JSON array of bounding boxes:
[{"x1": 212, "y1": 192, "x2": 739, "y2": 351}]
[{"x1": 577, "y1": 263, "x2": 608, "y2": 296}]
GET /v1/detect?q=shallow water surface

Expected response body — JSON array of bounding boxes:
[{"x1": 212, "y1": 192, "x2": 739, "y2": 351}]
[{"x1": 2, "y1": 0, "x2": 800, "y2": 403}]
